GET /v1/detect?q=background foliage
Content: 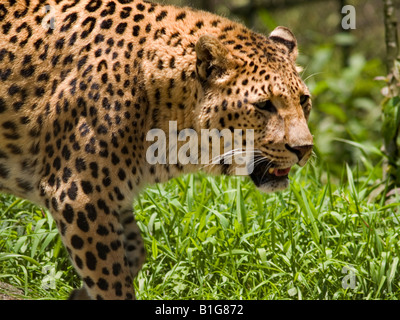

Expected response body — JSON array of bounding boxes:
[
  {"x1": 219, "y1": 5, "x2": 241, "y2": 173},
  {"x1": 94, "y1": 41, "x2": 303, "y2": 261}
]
[{"x1": 1, "y1": 0, "x2": 400, "y2": 300}]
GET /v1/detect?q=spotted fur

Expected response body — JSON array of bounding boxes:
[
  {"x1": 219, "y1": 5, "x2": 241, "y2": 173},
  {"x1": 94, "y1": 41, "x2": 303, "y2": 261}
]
[{"x1": 0, "y1": 0, "x2": 313, "y2": 299}]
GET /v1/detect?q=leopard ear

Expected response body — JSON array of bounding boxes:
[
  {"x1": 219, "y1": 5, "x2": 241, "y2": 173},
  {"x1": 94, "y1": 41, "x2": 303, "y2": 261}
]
[
  {"x1": 269, "y1": 26, "x2": 298, "y2": 61},
  {"x1": 195, "y1": 35, "x2": 231, "y2": 83}
]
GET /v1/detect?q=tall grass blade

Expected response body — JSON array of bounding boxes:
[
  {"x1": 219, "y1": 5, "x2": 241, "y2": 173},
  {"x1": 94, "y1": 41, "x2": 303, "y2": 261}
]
[{"x1": 236, "y1": 179, "x2": 247, "y2": 232}]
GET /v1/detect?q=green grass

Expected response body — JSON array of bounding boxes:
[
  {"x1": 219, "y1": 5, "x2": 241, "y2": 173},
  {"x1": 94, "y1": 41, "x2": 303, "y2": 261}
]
[{"x1": 1, "y1": 159, "x2": 399, "y2": 300}]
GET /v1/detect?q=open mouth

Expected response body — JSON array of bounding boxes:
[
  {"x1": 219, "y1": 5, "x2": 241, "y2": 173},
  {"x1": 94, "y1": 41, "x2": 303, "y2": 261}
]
[
  {"x1": 268, "y1": 167, "x2": 291, "y2": 177},
  {"x1": 249, "y1": 159, "x2": 291, "y2": 188}
]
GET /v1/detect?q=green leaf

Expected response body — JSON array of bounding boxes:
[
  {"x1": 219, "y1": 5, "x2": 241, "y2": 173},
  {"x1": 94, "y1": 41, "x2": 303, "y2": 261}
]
[
  {"x1": 335, "y1": 138, "x2": 385, "y2": 157},
  {"x1": 236, "y1": 179, "x2": 247, "y2": 232},
  {"x1": 40, "y1": 231, "x2": 58, "y2": 254},
  {"x1": 257, "y1": 248, "x2": 267, "y2": 264},
  {"x1": 151, "y1": 237, "x2": 158, "y2": 259},
  {"x1": 387, "y1": 257, "x2": 399, "y2": 292},
  {"x1": 208, "y1": 207, "x2": 229, "y2": 230},
  {"x1": 291, "y1": 182, "x2": 320, "y2": 246},
  {"x1": 300, "y1": 188, "x2": 320, "y2": 244},
  {"x1": 219, "y1": 249, "x2": 251, "y2": 257},
  {"x1": 0, "y1": 253, "x2": 40, "y2": 266}
]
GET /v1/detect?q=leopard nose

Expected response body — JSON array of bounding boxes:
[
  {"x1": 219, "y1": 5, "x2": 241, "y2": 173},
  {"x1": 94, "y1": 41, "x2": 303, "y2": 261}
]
[{"x1": 285, "y1": 144, "x2": 313, "y2": 163}]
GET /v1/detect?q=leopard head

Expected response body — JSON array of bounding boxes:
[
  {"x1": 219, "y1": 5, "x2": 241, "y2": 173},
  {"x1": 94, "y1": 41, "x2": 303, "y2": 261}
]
[{"x1": 195, "y1": 26, "x2": 313, "y2": 193}]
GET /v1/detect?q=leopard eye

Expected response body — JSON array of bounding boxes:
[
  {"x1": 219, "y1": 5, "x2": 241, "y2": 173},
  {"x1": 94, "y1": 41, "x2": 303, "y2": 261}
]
[
  {"x1": 254, "y1": 100, "x2": 277, "y2": 113},
  {"x1": 300, "y1": 95, "x2": 310, "y2": 107}
]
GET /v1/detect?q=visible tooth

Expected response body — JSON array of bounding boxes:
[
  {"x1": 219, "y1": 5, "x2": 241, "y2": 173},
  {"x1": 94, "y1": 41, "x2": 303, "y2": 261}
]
[{"x1": 268, "y1": 168, "x2": 275, "y2": 174}]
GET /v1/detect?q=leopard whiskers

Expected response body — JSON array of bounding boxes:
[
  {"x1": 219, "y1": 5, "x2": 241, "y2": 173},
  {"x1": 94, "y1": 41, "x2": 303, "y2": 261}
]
[
  {"x1": 200, "y1": 149, "x2": 263, "y2": 173},
  {"x1": 252, "y1": 155, "x2": 274, "y2": 182}
]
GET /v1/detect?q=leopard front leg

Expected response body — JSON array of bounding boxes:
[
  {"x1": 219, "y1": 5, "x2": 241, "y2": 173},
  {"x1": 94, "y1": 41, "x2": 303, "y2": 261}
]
[
  {"x1": 119, "y1": 210, "x2": 146, "y2": 278},
  {"x1": 51, "y1": 200, "x2": 136, "y2": 300},
  {"x1": 66, "y1": 210, "x2": 145, "y2": 300}
]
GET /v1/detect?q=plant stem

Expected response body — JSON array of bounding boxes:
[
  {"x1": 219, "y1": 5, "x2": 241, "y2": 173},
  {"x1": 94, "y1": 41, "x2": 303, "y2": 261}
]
[
  {"x1": 383, "y1": 0, "x2": 400, "y2": 80},
  {"x1": 382, "y1": 0, "x2": 400, "y2": 187}
]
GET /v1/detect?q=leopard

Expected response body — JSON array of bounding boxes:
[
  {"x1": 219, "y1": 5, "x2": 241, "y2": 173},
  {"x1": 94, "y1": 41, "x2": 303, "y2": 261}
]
[{"x1": 0, "y1": 0, "x2": 313, "y2": 300}]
